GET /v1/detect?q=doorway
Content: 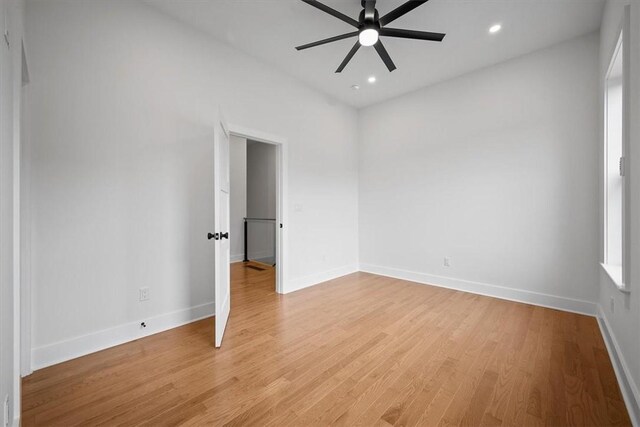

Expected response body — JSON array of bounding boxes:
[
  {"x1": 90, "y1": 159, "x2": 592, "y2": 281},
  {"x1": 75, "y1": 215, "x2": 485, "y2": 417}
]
[
  {"x1": 226, "y1": 124, "x2": 286, "y2": 295},
  {"x1": 231, "y1": 138, "x2": 277, "y2": 268},
  {"x1": 212, "y1": 120, "x2": 286, "y2": 347}
]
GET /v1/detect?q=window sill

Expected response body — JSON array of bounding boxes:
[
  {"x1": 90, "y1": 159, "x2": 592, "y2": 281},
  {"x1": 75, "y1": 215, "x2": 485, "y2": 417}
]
[{"x1": 600, "y1": 263, "x2": 630, "y2": 293}]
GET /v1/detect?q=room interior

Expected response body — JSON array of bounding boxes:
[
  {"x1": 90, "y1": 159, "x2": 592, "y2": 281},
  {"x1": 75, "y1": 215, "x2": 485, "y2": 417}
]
[{"x1": 1, "y1": 0, "x2": 639, "y2": 425}]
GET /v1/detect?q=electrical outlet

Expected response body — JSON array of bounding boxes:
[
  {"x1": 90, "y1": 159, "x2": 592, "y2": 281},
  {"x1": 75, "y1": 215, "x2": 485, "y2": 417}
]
[
  {"x1": 610, "y1": 296, "x2": 615, "y2": 313},
  {"x1": 444, "y1": 257, "x2": 451, "y2": 267},
  {"x1": 139, "y1": 287, "x2": 150, "y2": 301}
]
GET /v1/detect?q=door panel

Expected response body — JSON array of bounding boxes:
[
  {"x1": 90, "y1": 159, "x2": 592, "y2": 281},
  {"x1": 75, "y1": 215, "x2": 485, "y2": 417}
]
[{"x1": 214, "y1": 123, "x2": 231, "y2": 347}]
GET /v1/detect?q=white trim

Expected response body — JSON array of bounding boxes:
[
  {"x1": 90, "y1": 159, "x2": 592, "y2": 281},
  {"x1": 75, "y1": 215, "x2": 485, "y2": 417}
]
[
  {"x1": 30, "y1": 261, "x2": 356, "y2": 369},
  {"x1": 19, "y1": 82, "x2": 31, "y2": 377},
  {"x1": 31, "y1": 301, "x2": 214, "y2": 371},
  {"x1": 359, "y1": 264, "x2": 597, "y2": 316},
  {"x1": 621, "y1": 4, "x2": 631, "y2": 292},
  {"x1": 602, "y1": 6, "x2": 631, "y2": 293},
  {"x1": 596, "y1": 304, "x2": 640, "y2": 426},
  {"x1": 600, "y1": 262, "x2": 629, "y2": 293},
  {"x1": 12, "y1": 72, "x2": 22, "y2": 427},
  {"x1": 284, "y1": 264, "x2": 358, "y2": 294},
  {"x1": 276, "y1": 141, "x2": 287, "y2": 295},
  {"x1": 226, "y1": 124, "x2": 287, "y2": 146}
]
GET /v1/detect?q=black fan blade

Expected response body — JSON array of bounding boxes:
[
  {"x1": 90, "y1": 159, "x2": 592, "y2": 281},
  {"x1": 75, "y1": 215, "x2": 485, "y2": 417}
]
[
  {"x1": 335, "y1": 42, "x2": 361, "y2": 73},
  {"x1": 301, "y1": 0, "x2": 359, "y2": 27},
  {"x1": 379, "y1": 0, "x2": 429, "y2": 26},
  {"x1": 296, "y1": 31, "x2": 359, "y2": 50},
  {"x1": 364, "y1": 0, "x2": 376, "y2": 21},
  {"x1": 380, "y1": 28, "x2": 445, "y2": 42},
  {"x1": 374, "y1": 40, "x2": 396, "y2": 72}
]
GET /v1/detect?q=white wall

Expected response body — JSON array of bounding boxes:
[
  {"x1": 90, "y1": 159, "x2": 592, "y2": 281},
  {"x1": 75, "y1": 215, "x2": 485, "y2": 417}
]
[
  {"x1": 229, "y1": 135, "x2": 246, "y2": 262},
  {"x1": 25, "y1": 0, "x2": 359, "y2": 369},
  {"x1": 598, "y1": 1, "x2": 640, "y2": 423},
  {"x1": 247, "y1": 141, "x2": 276, "y2": 219},
  {"x1": 0, "y1": 0, "x2": 25, "y2": 424},
  {"x1": 358, "y1": 34, "x2": 600, "y2": 312},
  {"x1": 246, "y1": 141, "x2": 276, "y2": 261}
]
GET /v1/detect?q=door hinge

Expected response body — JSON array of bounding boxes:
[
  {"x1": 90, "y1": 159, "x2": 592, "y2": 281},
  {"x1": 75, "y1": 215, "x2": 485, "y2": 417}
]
[{"x1": 619, "y1": 156, "x2": 625, "y2": 177}]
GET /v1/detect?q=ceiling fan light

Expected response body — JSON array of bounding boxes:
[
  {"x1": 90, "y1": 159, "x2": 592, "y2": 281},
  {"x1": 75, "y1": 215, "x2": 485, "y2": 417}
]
[{"x1": 359, "y1": 28, "x2": 379, "y2": 46}]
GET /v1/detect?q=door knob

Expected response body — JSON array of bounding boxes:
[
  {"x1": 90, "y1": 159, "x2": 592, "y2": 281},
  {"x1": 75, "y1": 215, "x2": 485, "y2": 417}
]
[
  {"x1": 220, "y1": 232, "x2": 229, "y2": 240},
  {"x1": 208, "y1": 232, "x2": 220, "y2": 240}
]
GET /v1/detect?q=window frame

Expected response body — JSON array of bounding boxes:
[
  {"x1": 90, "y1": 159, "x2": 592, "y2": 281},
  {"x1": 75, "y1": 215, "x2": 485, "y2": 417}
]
[{"x1": 601, "y1": 5, "x2": 631, "y2": 293}]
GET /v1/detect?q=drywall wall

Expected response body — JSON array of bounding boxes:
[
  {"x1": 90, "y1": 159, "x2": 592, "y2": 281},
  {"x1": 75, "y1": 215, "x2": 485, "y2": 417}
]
[
  {"x1": 25, "y1": 0, "x2": 359, "y2": 368},
  {"x1": 358, "y1": 33, "x2": 600, "y2": 311},
  {"x1": 247, "y1": 142, "x2": 276, "y2": 219},
  {"x1": 246, "y1": 141, "x2": 276, "y2": 262},
  {"x1": 598, "y1": 0, "x2": 640, "y2": 423},
  {"x1": 229, "y1": 135, "x2": 246, "y2": 262},
  {"x1": 0, "y1": 0, "x2": 25, "y2": 423}
]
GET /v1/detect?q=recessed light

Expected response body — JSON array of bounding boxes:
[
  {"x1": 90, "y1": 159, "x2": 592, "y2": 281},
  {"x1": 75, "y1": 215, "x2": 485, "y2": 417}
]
[
  {"x1": 351, "y1": 84, "x2": 360, "y2": 90},
  {"x1": 368, "y1": 76, "x2": 376, "y2": 84},
  {"x1": 489, "y1": 24, "x2": 502, "y2": 34}
]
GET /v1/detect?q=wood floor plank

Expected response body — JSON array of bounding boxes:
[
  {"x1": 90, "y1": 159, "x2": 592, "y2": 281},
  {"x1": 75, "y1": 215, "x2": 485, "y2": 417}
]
[{"x1": 22, "y1": 263, "x2": 632, "y2": 426}]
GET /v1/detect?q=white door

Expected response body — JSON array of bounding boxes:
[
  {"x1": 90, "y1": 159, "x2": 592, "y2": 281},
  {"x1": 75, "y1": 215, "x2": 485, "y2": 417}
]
[{"x1": 211, "y1": 122, "x2": 231, "y2": 347}]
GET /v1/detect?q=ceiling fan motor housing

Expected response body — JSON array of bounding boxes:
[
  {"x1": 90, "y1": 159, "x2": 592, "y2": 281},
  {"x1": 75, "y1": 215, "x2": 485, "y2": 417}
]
[
  {"x1": 360, "y1": 20, "x2": 381, "y2": 33},
  {"x1": 358, "y1": 9, "x2": 380, "y2": 25}
]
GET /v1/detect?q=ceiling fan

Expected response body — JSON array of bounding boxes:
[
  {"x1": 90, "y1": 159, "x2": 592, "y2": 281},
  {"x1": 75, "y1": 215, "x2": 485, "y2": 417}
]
[{"x1": 296, "y1": 0, "x2": 446, "y2": 73}]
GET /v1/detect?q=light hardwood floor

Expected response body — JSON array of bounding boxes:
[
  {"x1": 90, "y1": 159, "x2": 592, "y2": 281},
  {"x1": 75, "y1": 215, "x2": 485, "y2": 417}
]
[{"x1": 22, "y1": 263, "x2": 631, "y2": 426}]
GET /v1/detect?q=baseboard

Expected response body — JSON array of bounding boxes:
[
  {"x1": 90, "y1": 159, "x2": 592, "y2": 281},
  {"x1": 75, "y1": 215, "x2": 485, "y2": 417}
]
[
  {"x1": 597, "y1": 304, "x2": 640, "y2": 426},
  {"x1": 230, "y1": 253, "x2": 244, "y2": 263},
  {"x1": 31, "y1": 301, "x2": 215, "y2": 371},
  {"x1": 359, "y1": 264, "x2": 597, "y2": 316},
  {"x1": 12, "y1": 416, "x2": 20, "y2": 427},
  {"x1": 246, "y1": 250, "x2": 273, "y2": 261},
  {"x1": 284, "y1": 264, "x2": 359, "y2": 294},
  {"x1": 30, "y1": 263, "x2": 358, "y2": 369}
]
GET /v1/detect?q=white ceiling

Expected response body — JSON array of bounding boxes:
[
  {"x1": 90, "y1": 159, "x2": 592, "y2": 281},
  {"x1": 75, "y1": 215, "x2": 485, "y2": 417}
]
[{"x1": 147, "y1": 0, "x2": 604, "y2": 108}]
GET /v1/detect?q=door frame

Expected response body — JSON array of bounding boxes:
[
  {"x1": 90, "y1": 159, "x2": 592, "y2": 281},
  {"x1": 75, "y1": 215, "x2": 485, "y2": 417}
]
[
  {"x1": 226, "y1": 122, "x2": 287, "y2": 294},
  {"x1": 20, "y1": 53, "x2": 32, "y2": 377}
]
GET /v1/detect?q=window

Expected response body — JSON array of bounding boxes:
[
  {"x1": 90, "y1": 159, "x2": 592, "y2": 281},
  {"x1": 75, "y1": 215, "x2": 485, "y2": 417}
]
[{"x1": 602, "y1": 16, "x2": 629, "y2": 292}]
